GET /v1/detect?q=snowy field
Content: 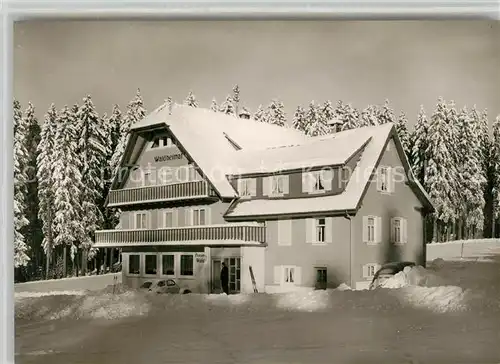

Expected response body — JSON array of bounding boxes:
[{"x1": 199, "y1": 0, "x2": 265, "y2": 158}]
[{"x1": 15, "y1": 257, "x2": 500, "y2": 364}]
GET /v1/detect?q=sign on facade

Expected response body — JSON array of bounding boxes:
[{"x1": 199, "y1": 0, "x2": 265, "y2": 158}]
[{"x1": 195, "y1": 253, "x2": 206, "y2": 263}]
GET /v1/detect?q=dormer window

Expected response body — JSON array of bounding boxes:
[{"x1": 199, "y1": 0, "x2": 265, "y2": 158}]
[
  {"x1": 312, "y1": 171, "x2": 325, "y2": 192},
  {"x1": 151, "y1": 138, "x2": 160, "y2": 148}
]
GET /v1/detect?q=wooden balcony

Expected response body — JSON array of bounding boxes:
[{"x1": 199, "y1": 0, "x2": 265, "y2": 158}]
[
  {"x1": 94, "y1": 224, "x2": 266, "y2": 247},
  {"x1": 107, "y1": 180, "x2": 217, "y2": 208}
]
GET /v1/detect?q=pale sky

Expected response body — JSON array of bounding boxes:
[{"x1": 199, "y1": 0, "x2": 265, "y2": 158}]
[{"x1": 13, "y1": 20, "x2": 500, "y2": 127}]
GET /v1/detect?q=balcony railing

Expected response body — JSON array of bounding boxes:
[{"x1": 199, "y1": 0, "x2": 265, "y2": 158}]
[
  {"x1": 94, "y1": 224, "x2": 266, "y2": 247},
  {"x1": 107, "y1": 180, "x2": 217, "y2": 207}
]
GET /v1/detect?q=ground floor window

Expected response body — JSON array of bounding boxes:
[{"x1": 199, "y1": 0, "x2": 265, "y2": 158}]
[
  {"x1": 180, "y1": 254, "x2": 194, "y2": 276},
  {"x1": 162, "y1": 254, "x2": 175, "y2": 275},
  {"x1": 145, "y1": 254, "x2": 157, "y2": 275},
  {"x1": 283, "y1": 266, "x2": 295, "y2": 283},
  {"x1": 228, "y1": 257, "x2": 241, "y2": 292},
  {"x1": 128, "y1": 254, "x2": 140, "y2": 275}
]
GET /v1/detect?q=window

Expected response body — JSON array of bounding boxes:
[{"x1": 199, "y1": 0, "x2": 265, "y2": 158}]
[
  {"x1": 187, "y1": 164, "x2": 199, "y2": 182},
  {"x1": 315, "y1": 218, "x2": 326, "y2": 243},
  {"x1": 135, "y1": 212, "x2": 148, "y2": 229},
  {"x1": 151, "y1": 136, "x2": 174, "y2": 149},
  {"x1": 271, "y1": 175, "x2": 286, "y2": 195},
  {"x1": 367, "y1": 217, "x2": 375, "y2": 243},
  {"x1": 377, "y1": 166, "x2": 393, "y2": 193},
  {"x1": 162, "y1": 136, "x2": 173, "y2": 148},
  {"x1": 238, "y1": 178, "x2": 255, "y2": 197},
  {"x1": 192, "y1": 208, "x2": 207, "y2": 226},
  {"x1": 151, "y1": 138, "x2": 160, "y2": 149},
  {"x1": 128, "y1": 254, "x2": 140, "y2": 275},
  {"x1": 163, "y1": 210, "x2": 174, "y2": 228},
  {"x1": 180, "y1": 255, "x2": 194, "y2": 276},
  {"x1": 162, "y1": 254, "x2": 175, "y2": 275},
  {"x1": 391, "y1": 217, "x2": 407, "y2": 244},
  {"x1": 145, "y1": 255, "x2": 157, "y2": 275},
  {"x1": 364, "y1": 263, "x2": 381, "y2": 279},
  {"x1": 312, "y1": 171, "x2": 325, "y2": 192},
  {"x1": 284, "y1": 266, "x2": 295, "y2": 284}
]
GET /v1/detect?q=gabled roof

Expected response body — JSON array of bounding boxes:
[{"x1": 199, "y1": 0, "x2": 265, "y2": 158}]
[
  {"x1": 225, "y1": 123, "x2": 434, "y2": 219},
  {"x1": 231, "y1": 131, "x2": 372, "y2": 175},
  {"x1": 120, "y1": 103, "x2": 309, "y2": 198}
]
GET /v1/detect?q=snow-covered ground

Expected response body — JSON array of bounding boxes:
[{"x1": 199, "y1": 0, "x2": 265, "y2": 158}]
[{"x1": 15, "y1": 258, "x2": 500, "y2": 363}]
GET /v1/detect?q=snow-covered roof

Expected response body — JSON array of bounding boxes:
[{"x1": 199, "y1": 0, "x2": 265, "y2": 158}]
[
  {"x1": 225, "y1": 123, "x2": 398, "y2": 217},
  {"x1": 128, "y1": 104, "x2": 309, "y2": 198},
  {"x1": 232, "y1": 130, "x2": 372, "y2": 175}
]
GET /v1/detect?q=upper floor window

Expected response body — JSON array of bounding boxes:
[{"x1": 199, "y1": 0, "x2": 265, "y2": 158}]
[
  {"x1": 315, "y1": 218, "x2": 326, "y2": 243},
  {"x1": 377, "y1": 166, "x2": 394, "y2": 193},
  {"x1": 363, "y1": 215, "x2": 381, "y2": 245},
  {"x1": 162, "y1": 209, "x2": 177, "y2": 228},
  {"x1": 238, "y1": 178, "x2": 256, "y2": 197},
  {"x1": 391, "y1": 217, "x2": 407, "y2": 244},
  {"x1": 302, "y1": 169, "x2": 333, "y2": 194},
  {"x1": 150, "y1": 136, "x2": 175, "y2": 149},
  {"x1": 188, "y1": 207, "x2": 208, "y2": 226},
  {"x1": 271, "y1": 175, "x2": 287, "y2": 195},
  {"x1": 135, "y1": 212, "x2": 149, "y2": 229}
]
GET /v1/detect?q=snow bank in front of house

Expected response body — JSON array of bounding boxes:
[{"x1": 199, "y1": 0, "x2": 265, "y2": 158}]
[
  {"x1": 16, "y1": 291, "x2": 151, "y2": 321},
  {"x1": 275, "y1": 290, "x2": 331, "y2": 312},
  {"x1": 203, "y1": 293, "x2": 251, "y2": 306},
  {"x1": 395, "y1": 285, "x2": 469, "y2": 313},
  {"x1": 15, "y1": 291, "x2": 87, "y2": 299},
  {"x1": 379, "y1": 265, "x2": 444, "y2": 289}
]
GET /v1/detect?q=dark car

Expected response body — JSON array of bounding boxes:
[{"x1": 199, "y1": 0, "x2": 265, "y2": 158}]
[
  {"x1": 369, "y1": 261, "x2": 416, "y2": 290},
  {"x1": 140, "y1": 279, "x2": 192, "y2": 294}
]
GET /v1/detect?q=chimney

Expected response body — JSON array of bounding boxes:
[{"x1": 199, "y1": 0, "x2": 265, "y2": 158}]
[
  {"x1": 327, "y1": 118, "x2": 343, "y2": 133},
  {"x1": 238, "y1": 108, "x2": 251, "y2": 119}
]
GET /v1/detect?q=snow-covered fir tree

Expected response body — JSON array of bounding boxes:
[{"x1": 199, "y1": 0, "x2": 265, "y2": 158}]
[
  {"x1": 378, "y1": 99, "x2": 395, "y2": 124},
  {"x1": 491, "y1": 115, "x2": 500, "y2": 223},
  {"x1": 108, "y1": 105, "x2": 122, "y2": 157},
  {"x1": 305, "y1": 101, "x2": 329, "y2": 136},
  {"x1": 410, "y1": 105, "x2": 429, "y2": 184},
  {"x1": 13, "y1": 99, "x2": 30, "y2": 267},
  {"x1": 253, "y1": 105, "x2": 264, "y2": 122},
  {"x1": 77, "y1": 95, "x2": 108, "y2": 250},
  {"x1": 37, "y1": 104, "x2": 58, "y2": 267},
  {"x1": 232, "y1": 84, "x2": 240, "y2": 115},
  {"x1": 267, "y1": 99, "x2": 287, "y2": 127},
  {"x1": 292, "y1": 105, "x2": 307, "y2": 132},
  {"x1": 341, "y1": 103, "x2": 360, "y2": 130},
  {"x1": 424, "y1": 98, "x2": 458, "y2": 240},
  {"x1": 320, "y1": 100, "x2": 335, "y2": 124},
  {"x1": 219, "y1": 95, "x2": 235, "y2": 116},
  {"x1": 395, "y1": 111, "x2": 411, "y2": 157},
  {"x1": 478, "y1": 109, "x2": 491, "y2": 176},
  {"x1": 52, "y1": 106, "x2": 85, "y2": 259},
  {"x1": 333, "y1": 100, "x2": 348, "y2": 129},
  {"x1": 110, "y1": 89, "x2": 146, "y2": 174},
  {"x1": 184, "y1": 91, "x2": 198, "y2": 107},
  {"x1": 210, "y1": 98, "x2": 218, "y2": 112},
  {"x1": 23, "y1": 102, "x2": 42, "y2": 273},
  {"x1": 360, "y1": 105, "x2": 380, "y2": 127},
  {"x1": 455, "y1": 106, "x2": 486, "y2": 235}
]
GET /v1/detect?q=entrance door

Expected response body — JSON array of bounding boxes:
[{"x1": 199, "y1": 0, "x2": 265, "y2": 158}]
[
  {"x1": 315, "y1": 267, "x2": 327, "y2": 290},
  {"x1": 211, "y1": 257, "x2": 241, "y2": 293}
]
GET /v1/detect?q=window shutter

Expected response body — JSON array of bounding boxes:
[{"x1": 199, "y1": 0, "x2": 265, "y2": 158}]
[
  {"x1": 146, "y1": 211, "x2": 152, "y2": 229},
  {"x1": 376, "y1": 167, "x2": 382, "y2": 191},
  {"x1": 362, "y1": 264, "x2": 368, "y2": 279},
  {"x1": 302, "y1": 173, "x2": 310, "y2": 193},
  {"x1": 305, "y1": 218, "x2": 314, "y2": 243},
  {"x1": 173, "y1": 209, "x2": 179, "y2": 227},
  {"x1": 237, "y1": 179, "x2": 243, "y2": 195},
  {"x1": 262, "y1": 177, "x2": 270, "y2": 196},
  {"x1": 282, "y1": 175, "x2": 290, "y2": 194},
  {"x1": 206, "y1": 207, "x2": 212, "y2": 225},
  {"x1": 158, "y1": 210, "x2": 164, "y2": 229},
  {"x1": 250, "y1": 178, "x2": 257, "y2": 196},
  {"x1": 321, "y1": 169, "x2": 333, "y2": 191},
  {"x1": 295, "y1": 266, "x2": 302, "y2": 285},
  {"x1": 325, "y1": 217, "x2": 333, "y2": 243},
  {"x1": 362, "y1": 216, "x2": 368, "y2": 243},
  {"x1": 388, "y1": 167, "x2": 395, "y2": 193},
  {"x1": 274, "y1": 266, "x2": 281, "y2": 284},
  {"x1": 402, "y1": 218, "x2": 408, "y2": 244},
  {"x1": 390, "y1": 217, "x2": 396, "y2": 243},
  {"x1": 129, "y1": 212, "x2": 134, "y2": 230},
  {"x1": 184, "y1": 209, "x2": 192, "y2": 227},
  {"x1": 375, "y1": 217, "x2": 382, "y2": 244}
]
